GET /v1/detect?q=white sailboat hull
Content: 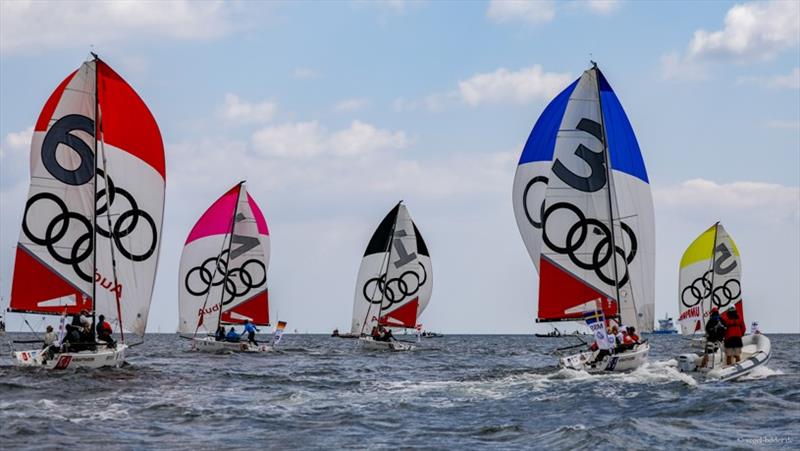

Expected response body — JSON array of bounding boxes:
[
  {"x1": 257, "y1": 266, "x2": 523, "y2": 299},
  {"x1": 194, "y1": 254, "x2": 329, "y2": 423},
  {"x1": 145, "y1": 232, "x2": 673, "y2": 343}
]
[
  {"x1": 559, "y1": 342, "x2": 650, "y2": 373},
  {"x1": 191, "y1": 336, "x2": 272, "y2": 353},
  {"x1": 359, "y1": 336, "x2": 415, "y2": 351},
  {"x1": 677, "y1": 334, "x2": 771, "y2": 382},
  {"x1": 12, "y1": 344, "x2": 127, "y2": 370}
]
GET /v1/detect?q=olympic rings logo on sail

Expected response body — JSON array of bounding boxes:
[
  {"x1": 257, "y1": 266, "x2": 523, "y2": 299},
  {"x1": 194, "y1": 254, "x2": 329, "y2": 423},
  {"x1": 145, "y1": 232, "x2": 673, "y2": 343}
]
[
  {"x1": 363, "y1": 263, "x2": 428, "y2": 309},
  {"x1": 185, "y1": 249, "x2": 266, "y2": 305},
  {"x1": 540, "y1": 201, "x2": 638, "y2": 287},
  {"x1": 681, "y1": 269, "x2": 741, "y2": 309},
  {"x1": 22, "y1": 114, "x2": 159, "y2": 283}
]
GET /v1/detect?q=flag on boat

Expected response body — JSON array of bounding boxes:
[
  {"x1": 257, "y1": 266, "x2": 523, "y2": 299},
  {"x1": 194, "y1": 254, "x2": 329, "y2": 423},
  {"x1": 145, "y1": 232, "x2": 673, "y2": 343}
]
[
  {"x1": 351, "y1": 202, "x2": 432, "y2": 335},
  {"x1": 583, "y1": 309, "x2": 612, "y2": 350},
  {"x1": 512, "y1": 64, "x2": 655, "y2": 333},
  {"x1": 9, "y1": 56, "x2": 165, "y2": 337},
  {"x1": 55, "y1": 312, "x2": 67, "y2": 347},
  {"x1": 274, "y1": 320, "x2": 287, "y2": 344},
  {"x1": 178, "y1": 182, "x2": 270, "y2": 335},
  {"x1": 678, "y1": 222, "x2": 744, "y2": 334}
]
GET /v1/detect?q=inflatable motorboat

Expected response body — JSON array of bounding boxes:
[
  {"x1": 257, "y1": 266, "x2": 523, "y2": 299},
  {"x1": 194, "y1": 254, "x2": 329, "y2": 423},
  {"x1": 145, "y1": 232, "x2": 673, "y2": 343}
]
[{"x1": 677, "y1": 334, "x2": 771, "y2": 382}]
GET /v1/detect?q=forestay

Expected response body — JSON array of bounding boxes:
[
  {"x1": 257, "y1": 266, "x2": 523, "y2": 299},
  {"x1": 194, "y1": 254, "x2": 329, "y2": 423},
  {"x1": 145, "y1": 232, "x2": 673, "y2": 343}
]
[
  {"x1": 513, "y1": 65, "x2": 655, "y2": 332},
  {"x1": 9, "y1": 57, "x2": 165, "y2": 337},
  {"x1": 351, "y1": 203, "x2": 432, "y2": 335},
  {"x1": 178, "y1": 182, "x2": 271, "y2": 335},
  {"x1": 677, "y1": 223, "x2": 744, "y2": 334}
]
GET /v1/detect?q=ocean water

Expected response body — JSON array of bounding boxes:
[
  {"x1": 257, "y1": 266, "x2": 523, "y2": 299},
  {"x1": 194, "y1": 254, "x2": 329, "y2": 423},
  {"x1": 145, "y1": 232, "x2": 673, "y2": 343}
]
[{"x1": 0, "y1": 333, "x2": 797, "y2": 450}]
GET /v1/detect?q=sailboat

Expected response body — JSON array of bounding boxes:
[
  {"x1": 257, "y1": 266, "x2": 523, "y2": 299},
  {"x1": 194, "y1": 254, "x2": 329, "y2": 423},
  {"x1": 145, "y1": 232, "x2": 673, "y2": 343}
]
[
  {"x1": 675, "y1": 223, "x2": 771, "y2": 381},
  {"x1": 351, "y1": 202, "x2": 432, "y2": 351},
  {"x1": 512, "y1": 63, "x2": 655, "y2": 372},
  {"x1": 8, "y1": 55, "x2": 165, "y2": 369},
  {"x1": 178, "y1": 182, "x2": 273, "y2": 353}
]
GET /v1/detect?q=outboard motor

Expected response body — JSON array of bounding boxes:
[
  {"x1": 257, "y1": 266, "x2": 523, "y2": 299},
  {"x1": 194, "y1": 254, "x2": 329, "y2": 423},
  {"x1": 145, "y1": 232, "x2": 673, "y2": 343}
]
[{"x1": 677, "y1": 354, "x2": 698, "y2": 373}]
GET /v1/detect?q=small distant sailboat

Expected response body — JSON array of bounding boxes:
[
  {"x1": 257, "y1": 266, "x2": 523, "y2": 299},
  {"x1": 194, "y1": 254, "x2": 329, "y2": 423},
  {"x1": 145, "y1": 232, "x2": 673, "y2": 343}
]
[
  {"x1": 178, "y1": 182, "x2": 273, "y2": 353},
  {"x1": 351, "y1": 202, "x2": 432, "y2": 351},
  {"x1": 676, "y1": 223, "x2": 771, "y2": 381},
  {"x1": 9, "y1": 55, "x2": 165, "y2": 369},
  {"x1": 513, "y1": 63, "x2": 655, "y2": 372}
]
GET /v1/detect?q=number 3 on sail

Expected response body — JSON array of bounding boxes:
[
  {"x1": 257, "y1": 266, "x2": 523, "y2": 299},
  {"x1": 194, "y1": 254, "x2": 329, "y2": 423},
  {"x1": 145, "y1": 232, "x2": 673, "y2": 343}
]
[{"x1": 9, "y1": 55, "x2": 165, "y2": 369}]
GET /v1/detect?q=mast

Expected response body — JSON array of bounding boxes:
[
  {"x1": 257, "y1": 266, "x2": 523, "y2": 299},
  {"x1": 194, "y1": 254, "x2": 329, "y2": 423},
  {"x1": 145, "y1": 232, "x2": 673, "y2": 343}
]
[
  {"x1": 215, "y1": 181, "x2": 245, "y2": 331},
  {"x1": 91, "y1": 52, "x2": 99, "y2": 341},
  {"x1": 94, "y1": 55, "x2": 126, "y2": 344},
  {"x1": 704, "y1": 221, "x2": 721, "y2": 325},
  {"x1": 360, "y1": 201, "x2": 400, "y2": 334},
  {"x1": 592, "y1": 62, "x2": 628, "y2": 324}
]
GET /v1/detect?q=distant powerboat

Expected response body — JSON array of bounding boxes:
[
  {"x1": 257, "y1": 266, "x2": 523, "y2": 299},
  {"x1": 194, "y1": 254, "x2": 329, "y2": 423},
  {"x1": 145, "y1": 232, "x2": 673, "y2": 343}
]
[
  {"x1": 535, "y1": 328, "x2": 562, "y2": 338},
  {"x1": 653, "y1": 314, "x2": 678, "y2": 334}
]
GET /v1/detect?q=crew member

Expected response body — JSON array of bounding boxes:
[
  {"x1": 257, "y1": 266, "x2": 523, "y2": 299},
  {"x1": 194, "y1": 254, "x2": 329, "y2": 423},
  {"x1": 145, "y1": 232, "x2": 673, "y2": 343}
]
[
  {"x1": 241, "y1": 320, "x2": 259, "y2": 346},
  {"x1": 722, "y1": 307, "x2": 746, "y2": 365},
  {"x1": 95, "y1": 314, "x2": 115, "y2": 348},
  {"x1": 701, "y1": 308, "x2": 726, "y2": 368}
]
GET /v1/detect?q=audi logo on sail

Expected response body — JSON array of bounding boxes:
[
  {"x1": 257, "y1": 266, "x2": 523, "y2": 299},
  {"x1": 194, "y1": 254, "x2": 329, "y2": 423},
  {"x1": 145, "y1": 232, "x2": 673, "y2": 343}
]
[
  {"x1": 22, "y1": 114, "x2": 158, "y2": 283},
  {"x1": 185, "y1": 249, "x2": 266, "y2": 305},
  {"x1": 363, "y1": 263, "x2": 428, "y2": 309},
  {"x1": 681, "y1": 269, "x2": 741, "y2": 309}
]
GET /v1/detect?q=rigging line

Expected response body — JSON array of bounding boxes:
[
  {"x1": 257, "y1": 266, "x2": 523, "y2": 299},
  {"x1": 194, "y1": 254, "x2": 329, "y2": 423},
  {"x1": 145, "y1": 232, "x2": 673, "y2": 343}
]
[
  {"x1": 593, "y1": 65, "x2": 640, "y2": 327},
  {"x1": 98, "y1": 94, "x2": 126, "y2": 345},
  {"x1": 360, "y1": 202, "x2": 400, "y2": 335},
  {"x1": 192, "y1": 182, "x2": 246, "y2": 337},
  {"x1": 215, "y1": 182, "x2": 245, "y2": 333}
]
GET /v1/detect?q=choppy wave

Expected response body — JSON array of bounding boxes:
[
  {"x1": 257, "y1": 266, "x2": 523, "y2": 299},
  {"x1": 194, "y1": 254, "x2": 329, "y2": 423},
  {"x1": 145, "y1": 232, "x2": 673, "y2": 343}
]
[{"x1": 0, "y1": 333, "x2": 797, "y2": 449}]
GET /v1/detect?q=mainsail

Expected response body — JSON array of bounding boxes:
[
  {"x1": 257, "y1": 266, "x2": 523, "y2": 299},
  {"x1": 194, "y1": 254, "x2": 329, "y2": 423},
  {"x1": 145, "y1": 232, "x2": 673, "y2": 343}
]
[
  {"x1": 512, "y1": 64, "x2": 655, "y2": 332},
  {"x1": 178, "y1": 182, "x2": 270, "y2": 335},
  {"x1": 9, "y1": 56, "x2": 165, "y2": 337},
  {"x1": 350, "y1": 202, "x2": 432, "y2": 335},
  {"x1": 678, "y1": 223, "x2": 744, "y2": 334}
]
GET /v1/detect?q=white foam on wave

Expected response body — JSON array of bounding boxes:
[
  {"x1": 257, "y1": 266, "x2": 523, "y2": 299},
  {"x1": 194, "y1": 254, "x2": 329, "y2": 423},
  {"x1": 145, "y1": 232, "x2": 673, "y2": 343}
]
[{"x1": 736, "y1": 365, "x2": 784, "y2": 381}]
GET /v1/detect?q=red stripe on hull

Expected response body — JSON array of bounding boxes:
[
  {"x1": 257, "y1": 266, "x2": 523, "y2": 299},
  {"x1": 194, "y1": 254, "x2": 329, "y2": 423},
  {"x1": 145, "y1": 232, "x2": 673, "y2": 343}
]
[
  {"x1": 537, "y1": 256, "x2": 617, "y2": 321},
  {"x1": 221, "y1": 291, "x2": 269, "y2": 326},
  {"x1": 10, "y1": 247, "x2": 92, "y2": 315}
]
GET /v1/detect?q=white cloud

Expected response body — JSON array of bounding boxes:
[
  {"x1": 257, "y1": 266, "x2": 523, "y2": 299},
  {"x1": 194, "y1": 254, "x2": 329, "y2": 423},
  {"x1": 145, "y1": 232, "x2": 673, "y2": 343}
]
[
  {"x1": 738, "y1": 67, "x2": 800, "y2": 90},
  {"x1": 328, "y1": 120, "x2": 408, "y2": 157},
  {"x1": 655, "y1": 179, "x2": 800, "y2": 223},
  {"x1": 659, "y1": 52, "x2": 711, "y2": 82},
  {"x1": 219, "y1": 93, "x2": 277, "y2": 124},
  {"x1": 251, "y1": 120, "x2": 408, "y2": 159},
  {"x1": 487, "y1": 0, "x2": 556, "y2": 25},
  {"x1": 0, "y1": 0, "x2": 233, "y2": 54},
  {"x1": 458, "y1": 65, "x2": 573, "y2": 106},
  {"x1": 661, "y1": 1, "x2": 800, "y2": 80},
  {"x1": 0, "y1": 127, "x2": 33, "y2": 158},
  {"x1": 586, "y1": 0, "x2": 622, "y2": 15},
  {"x1": 686, "y1": 1, "x2": 799, "y2": 62},
  {"x1": 333, "y1": 98, "x2": 370, "y2": 113}
]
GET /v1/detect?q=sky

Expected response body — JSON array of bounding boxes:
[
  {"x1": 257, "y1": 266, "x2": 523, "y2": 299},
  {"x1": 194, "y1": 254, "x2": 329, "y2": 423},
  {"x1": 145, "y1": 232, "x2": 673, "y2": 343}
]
[{"x1": 0, "y1": 0, "x2": 798, "y2": 334}]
